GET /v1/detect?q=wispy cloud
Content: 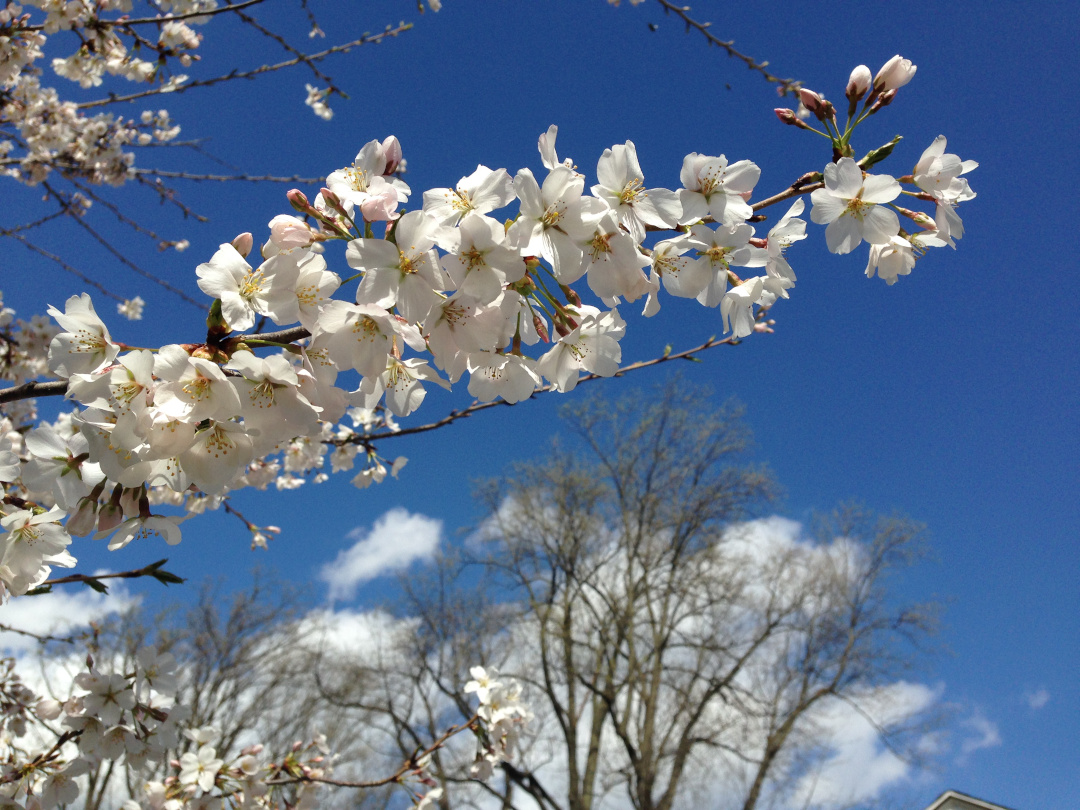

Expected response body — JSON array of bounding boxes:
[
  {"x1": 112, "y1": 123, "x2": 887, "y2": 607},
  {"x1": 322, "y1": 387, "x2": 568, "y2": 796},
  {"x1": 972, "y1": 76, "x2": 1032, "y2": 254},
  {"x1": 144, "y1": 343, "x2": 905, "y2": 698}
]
[
  {"x1": 1023, "y1": 688, "x2": 1050, "y2": 710},
  {"x1": 958, "y1": 709, "x2": 1002, "y2": 762},
  {"x1": 319, "y1": 508, "x2": 442, "y2": 601}
]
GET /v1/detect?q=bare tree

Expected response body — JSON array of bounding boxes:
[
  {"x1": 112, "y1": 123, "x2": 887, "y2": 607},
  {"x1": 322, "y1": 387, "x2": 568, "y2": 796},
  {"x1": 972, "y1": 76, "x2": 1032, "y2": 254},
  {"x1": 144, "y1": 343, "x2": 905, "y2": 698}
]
[{"x1": 329, "y1": 384, "x2": 937, "y2": 810}]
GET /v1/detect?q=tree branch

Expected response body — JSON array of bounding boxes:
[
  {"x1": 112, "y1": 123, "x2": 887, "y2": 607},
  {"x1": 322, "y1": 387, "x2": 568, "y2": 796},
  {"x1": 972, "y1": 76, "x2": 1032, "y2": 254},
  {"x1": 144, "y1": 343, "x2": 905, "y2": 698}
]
[{"x1": 651, "y1": 0, "x2": 802, "y2": 96}]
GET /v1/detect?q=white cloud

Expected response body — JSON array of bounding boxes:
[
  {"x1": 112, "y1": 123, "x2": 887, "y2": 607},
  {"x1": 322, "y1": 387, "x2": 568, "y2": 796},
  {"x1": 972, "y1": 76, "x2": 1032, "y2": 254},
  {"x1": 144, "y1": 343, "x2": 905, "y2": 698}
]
[
  {"x1": 790, "y1": 681, "x2": 941, "y2": 809},
  {"x1": 0, "y1": 585, "x2": 138, "y2": 654},
  {"x1": 1024, "y1": 687, "x2": 1050, "y2": 710},
  {"x1": 958, "y1": 709, "x2": 1002, "y2": 760},
  {"x1": 320, "y1": 507, "x2": 442, "y2": 600}
]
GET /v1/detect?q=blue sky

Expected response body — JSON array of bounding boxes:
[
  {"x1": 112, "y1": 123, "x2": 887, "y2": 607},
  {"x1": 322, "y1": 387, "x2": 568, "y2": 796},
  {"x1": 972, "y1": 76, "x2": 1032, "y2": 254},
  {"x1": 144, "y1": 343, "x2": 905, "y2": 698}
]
[{"x1": 2, "y1": 2, "x2": 1078, "y2": 808}]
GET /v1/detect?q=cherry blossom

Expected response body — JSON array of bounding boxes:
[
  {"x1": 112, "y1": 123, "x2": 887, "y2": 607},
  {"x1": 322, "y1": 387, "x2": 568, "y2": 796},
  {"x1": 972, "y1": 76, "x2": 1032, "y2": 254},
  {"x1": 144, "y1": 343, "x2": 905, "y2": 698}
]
[{"x1": 810, "y1": 157, "x2": 901, "y2": 254}]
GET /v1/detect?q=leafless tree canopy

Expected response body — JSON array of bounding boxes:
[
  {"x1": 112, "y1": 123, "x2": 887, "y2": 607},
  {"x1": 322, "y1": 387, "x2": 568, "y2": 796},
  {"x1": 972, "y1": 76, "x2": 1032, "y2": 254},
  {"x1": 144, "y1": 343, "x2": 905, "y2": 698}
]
[{"x1": 322, "y1": 385, "x2": 938, "y2": 810}]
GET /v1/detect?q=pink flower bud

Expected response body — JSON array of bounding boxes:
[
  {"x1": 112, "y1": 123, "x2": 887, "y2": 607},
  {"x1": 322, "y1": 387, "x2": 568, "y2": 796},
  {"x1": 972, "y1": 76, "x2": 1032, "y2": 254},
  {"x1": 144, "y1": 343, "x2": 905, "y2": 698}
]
[
  {"x1": 798, "y1": 88, "x2": 825, "y2": 113},
  {"x1": 774, "y1": 108, "x2": 810, "y2": 130},
  {"x1": 870, "y1": 88, "x2": 897, "y2": 112},
  {"x1": 381, "y1": 135, "x2": 403, "y2": 174},
  {"x1": 874, "y1": 55, "x2": 916, "y2": 91},
  {"x1": 230, "y1": 232, "x2": 254, "y2": 258},
  {"x1": 846, "y1": 65, "x2": 872, "y2": 101},
  {"x1": 359, "y1": 185, "x2": 400, "y2": 222},
  {"x1": 287, "y1": 189, "x2": 311, "y2": 213},
  {"x1": 268, "y1": 215, "x2": 314, "y2": 250}
]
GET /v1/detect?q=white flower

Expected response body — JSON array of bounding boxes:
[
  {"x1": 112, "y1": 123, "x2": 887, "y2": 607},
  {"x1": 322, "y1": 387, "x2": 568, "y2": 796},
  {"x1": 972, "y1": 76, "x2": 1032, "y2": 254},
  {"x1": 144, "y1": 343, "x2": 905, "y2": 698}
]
[
  {"x1": 348, "y1": 211, "x2": 448, "y2": 323},
  {"x1": 874, "y1": 55, "x2": 916, "y2": 91},
  {"x1": 591, "y1": 141, "x2": 680, "y2": 242},
  {"x1": 507, "y1": 166, "x2": 602, "y2": 282},
  {"x1": 0, "y1": 506, "x2": 72, "y2": 584},
  {"x1": 467, "y1": 353, "x2": 541, "y2": 404},
  {"x1": 809, "y1": 158, "x2": 901, "y2": 254},
  {"x1": 179, "y1": 744, "x2": 223, "y2": 795},
  {"x1": 721, "y1": 277, "x2": 763, "y2": 338},
  {"x1": 153, "y1": 345, "x2": 243, "y2": 423},
  {"x1": 764, "y1": 198, "x2": 808, "y2": 287},
  {"x1": 117, "y1": 296, "x2": 145, "y2": 320},
  {"x1": 304, "y1": 84, "x2": 333, "y2": 120},
  {"x1": 440, "y1": 214, "x2": 525, "y2": 304},
  {"x1": 422, "y1": 164, "x2": 515, "y2": 225},
  {"x1": 536, "y1": 307, "x2": 625, "y2": 392},
  {"x1": 913, "y1": 135, "x2": 977, "y2": 246},
  {"x1": 683, "y1": 222, "x2": 766, "y2": 308},
  {"x1": 865, "y1": 231, "x2": 949, "y2": 285},
  {"x1": 678, "y1": 153, "x2": 760, "y2": 226},
  {"x1": 196, "y1": 244, "x2": 302, "y2": 331},
  {"x1": 47, "y1": 293, "x2": 120, "y2": 377}
]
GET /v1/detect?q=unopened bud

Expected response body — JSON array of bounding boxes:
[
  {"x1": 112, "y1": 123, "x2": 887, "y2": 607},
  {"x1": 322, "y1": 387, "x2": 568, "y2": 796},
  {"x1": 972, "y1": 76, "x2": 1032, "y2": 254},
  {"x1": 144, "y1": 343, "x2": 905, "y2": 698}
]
[
  {"x1": 230, "y1": 232, "x2": 253, "y2": 258},
  {"x1": 287, "y1": 189, "x2": 312, "y2": 213},
  {"x1": 319, "y1": 188, "x2": 346, "y2": 216},
  {"x1": 381, "y1": 135, "x2": 403, "y2": 174},
  {"x1": 268, "y1": 215, "x2": 314, "y2": 250},
  {"x1": 560, "y1": 283, "x2": 581, "y2": 307},
  {"x1": 846, "y1": 65, "x2": 872, "y2": 101},
  {"x1": 774, "y1": 108, "x2": 809, "y2": 129},
  {"x1": 897, "y1": 207, "x2": 936, "y2": 228},
  {"x1": 874, "y1": 55, "x2": 916, "y2": 92},
  {"x1": 533, "y1": 313, "x2": 550, "y2": 343},
  {"x1": 869, "y1": 89, "x2": 896, "y2": 114},
  {"x1": 798, "y1": 88, "x2": 825, "y2": 114}
]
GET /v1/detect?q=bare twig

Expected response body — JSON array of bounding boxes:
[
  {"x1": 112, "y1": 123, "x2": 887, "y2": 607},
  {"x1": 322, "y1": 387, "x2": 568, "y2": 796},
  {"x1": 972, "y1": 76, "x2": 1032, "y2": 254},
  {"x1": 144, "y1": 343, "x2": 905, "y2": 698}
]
[
  {"x1": 652, "y1": 0, "x2": 802, "y2": 96},
  {"x1": 2, "y1": 232, "x2": 125, "y2": 303},
  {"x1": 17, "y1": 0, "x2": 269, "y2": 31},
  {"x1": 353, "y1": 334, "x2": 740, "y2": 445},
  {"x1": 131, "y1": 168, "x2": 325, "y2": 184},
  {"x1": 266, "y1": 713, "x2": 479, "y2": 790},
  {"x1": 43, "y1": 181, "x2": 204, "y2": 308},
  {"x1": 76, "y1": 24, "x2": 414, "y2": 110},
  {"x1": 0, "y1": 623, "x2": 79, "y2": 645}
]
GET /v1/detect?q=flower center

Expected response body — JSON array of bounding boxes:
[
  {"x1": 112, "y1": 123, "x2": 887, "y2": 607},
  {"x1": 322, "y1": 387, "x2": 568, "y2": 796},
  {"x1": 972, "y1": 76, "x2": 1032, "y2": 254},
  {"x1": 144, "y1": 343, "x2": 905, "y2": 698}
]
[{"x1": 619, "y1": 178, "x2": 646, "y2": 205}]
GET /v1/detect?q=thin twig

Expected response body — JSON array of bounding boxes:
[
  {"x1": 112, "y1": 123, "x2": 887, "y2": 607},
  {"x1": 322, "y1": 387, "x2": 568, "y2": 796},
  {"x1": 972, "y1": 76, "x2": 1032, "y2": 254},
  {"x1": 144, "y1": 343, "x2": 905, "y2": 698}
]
[
  {"x1": 17, "y1": 0, "x2": 268, "y2": 31},
  {"x1": 43, "y1": 181, "x2": 204, "y2": 308},
  {"x1": 652, "y1": 0, "x2": 802, "y2": 96},
  {"x1": 352, "y1": 334, "x2": 739, "y2": 445},
  {"x1": 0, "y1": 623, "x2": 79, "y2": 645},
  {"x1": 2, "y1": 232, "x2": 125, "y2": 302},
  {"x1": 76, "y1": 24, "x2": 414, "y2": 110},
  {"x1": 131, "y1": 168, "x2": 326, "y2": 184},
  {"x1": 266, "y1": 714, "x2": 479, "y2": 790}
]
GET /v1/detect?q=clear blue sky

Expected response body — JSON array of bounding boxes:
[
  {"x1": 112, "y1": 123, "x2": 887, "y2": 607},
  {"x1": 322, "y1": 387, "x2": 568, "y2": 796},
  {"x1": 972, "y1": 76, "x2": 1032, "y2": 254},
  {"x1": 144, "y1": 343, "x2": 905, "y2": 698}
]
[{"x1": 3, "y1": 2, "x2": 1077, "y2": 808}]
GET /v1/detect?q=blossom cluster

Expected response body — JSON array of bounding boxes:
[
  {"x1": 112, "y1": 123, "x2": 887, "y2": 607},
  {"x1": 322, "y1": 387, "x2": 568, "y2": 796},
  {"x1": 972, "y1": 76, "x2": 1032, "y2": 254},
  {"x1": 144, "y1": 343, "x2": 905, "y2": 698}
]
[
  {"x1": 0, "y1": 648, "x2": 515, "y2": 810},
  {"x1": 1, "y1": 0, "x2": 207, "y2": 188},
  {"x1": 0, "y1": 55, "x2": 977, "y2": 599},
  {"x1": 463, "y1": 666, "x2": 532, "y2": 782}
]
